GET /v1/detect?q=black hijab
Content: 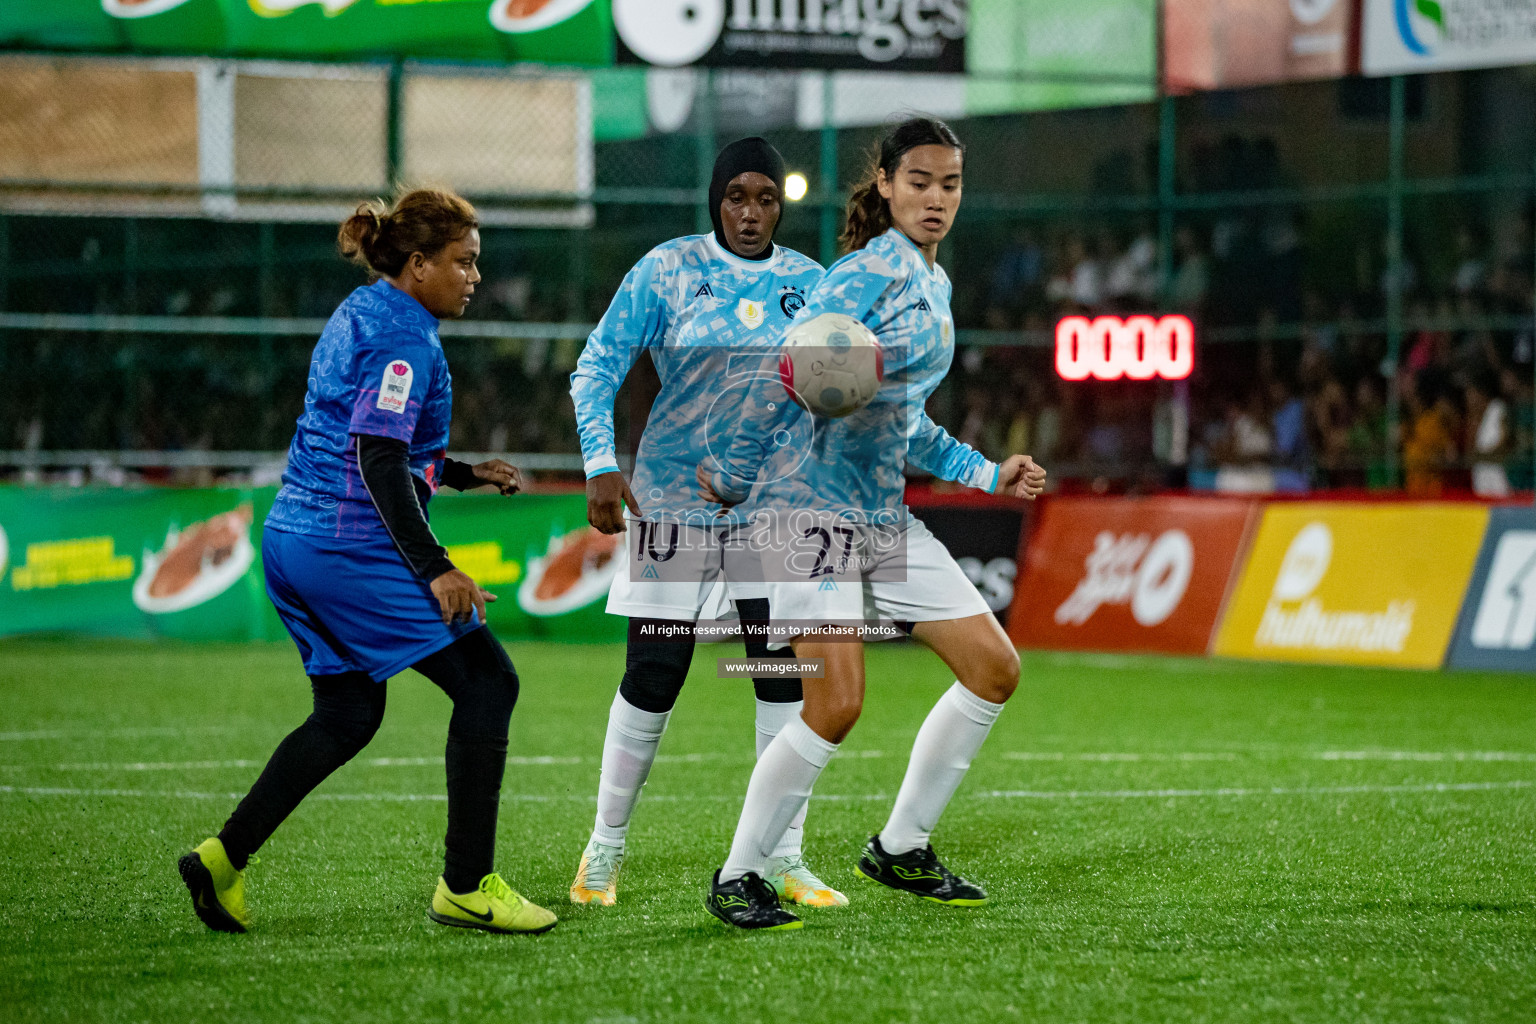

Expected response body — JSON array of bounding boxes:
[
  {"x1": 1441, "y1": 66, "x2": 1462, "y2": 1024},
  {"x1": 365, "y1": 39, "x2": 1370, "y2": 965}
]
[{"x1": 709, "y1": 137, "x2": 786, "y2": 261}]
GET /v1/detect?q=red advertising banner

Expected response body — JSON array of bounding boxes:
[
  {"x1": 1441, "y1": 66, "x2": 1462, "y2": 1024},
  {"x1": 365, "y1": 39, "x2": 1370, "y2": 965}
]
[
  {"x1": 1164, "y1": 0, "x2": 1356, "y2": 93},
  {"x1": 1007, "y1": 496, "x2": 1257, "y2": 654}
]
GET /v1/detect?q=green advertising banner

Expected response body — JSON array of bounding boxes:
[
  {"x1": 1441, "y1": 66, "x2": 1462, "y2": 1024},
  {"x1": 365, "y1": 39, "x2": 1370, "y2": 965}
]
[
  {"x1": 0, "y1": 0, "x2": 613, "y2": 66},
  {"x1": 966, "y1": 0, "x2": 1156, "y2": 114},
  {"x1": 0, "y1": 486, "x2": 625, "y2": 645}
]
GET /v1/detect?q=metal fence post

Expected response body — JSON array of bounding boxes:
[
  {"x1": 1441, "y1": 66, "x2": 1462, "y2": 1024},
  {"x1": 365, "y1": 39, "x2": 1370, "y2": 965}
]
[
  {"x1": 0, "y1": 216, "x2": 8, "y2": 390},
  {"x1": 258, "y1": 222, "x2": 276, "y2": 447},
  {"x1": 123, "y1": 218, "x2": 139, "y2": 315},
  {"x1": 0, "y1": 214, "x2": 9, "y2": 312},
  {"x1": 386, "y1": 59, "x2": 404, "y2": 188},
  {"x1": 694, "y1": 68, "x2": 715, "y2": 237},
  {"x1": 820, "y1": 71, "x2": 838, "y2": 265},
  {"x1": 1157, "y1": 95, "x2": 1176, "y2": 299},
  {"x1": 1156, "y1": 92, "x2": 1189, "y2": 474},
  {"x1": 1384, "y1": 74, "x2": 1406, "y2": 487}
]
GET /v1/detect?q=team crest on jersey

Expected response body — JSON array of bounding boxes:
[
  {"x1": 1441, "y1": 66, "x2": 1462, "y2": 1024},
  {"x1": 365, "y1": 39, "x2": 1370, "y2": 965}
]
[
  {"x1": 376, "y1": 359, "x2": 413, "y2": 414},
  {"x1": 915, "y1": 298, "x2": 931, "y2": 312},
  {"x1": 694, "y1": 282, "x2": 715, "y2": 298},
  {"x1": 780, "y1": 286, "x2": 806, "y2": 318},
  {"x1": 735, "y1": 298, "x2": 766, "y2": 329}
]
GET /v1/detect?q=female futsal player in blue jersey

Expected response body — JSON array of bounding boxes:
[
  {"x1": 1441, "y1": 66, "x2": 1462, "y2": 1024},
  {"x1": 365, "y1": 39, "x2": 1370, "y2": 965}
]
[
  {"x1": 178, "y1": 188, "x2": 557, "y2": 936},
  {"x1": 696, "y1": 118, "x2": 1048, "y2": 930},
  {"x1": 567, "y1": 139, "x2": 843, "y2": 908}
]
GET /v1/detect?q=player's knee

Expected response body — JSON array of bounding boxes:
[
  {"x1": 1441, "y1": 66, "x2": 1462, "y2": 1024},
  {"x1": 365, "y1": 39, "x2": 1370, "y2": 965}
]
[
  {"x1": 308, "y1": 673, "x2": 385, "y2": 754},
  {"x1": 486, "y1": 664, "x2": 520, "y2": 722},
  {"x1": 809, "y1": 693, "x2": 863, "y2": 740},
  {"x1": 618, "y1": 620, "x2": 693, "y2": 714},
  {"x1": 967, "y1": 643, "x2": 1020, "y2": 704},
  {"x1": 313, "y1": 699, "x2": 383, "y2": 754},
  {"x1": 618, "y1": 661, "x2": 686, "y2": 714}
]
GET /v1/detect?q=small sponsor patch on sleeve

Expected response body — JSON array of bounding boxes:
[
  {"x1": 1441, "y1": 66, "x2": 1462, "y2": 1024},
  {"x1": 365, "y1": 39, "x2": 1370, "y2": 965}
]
[{"x1": 376, "y1": 359, "x2": 414, "y2": 414}]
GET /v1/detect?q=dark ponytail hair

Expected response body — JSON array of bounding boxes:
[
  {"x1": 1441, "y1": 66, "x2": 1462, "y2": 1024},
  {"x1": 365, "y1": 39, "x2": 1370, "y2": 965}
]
[
  {"x1": 338, "y1": 187, "x2": 479, "y2": 278},
  {"x1": 839, "y1": 116, "x2": 964, "y2": 254}
]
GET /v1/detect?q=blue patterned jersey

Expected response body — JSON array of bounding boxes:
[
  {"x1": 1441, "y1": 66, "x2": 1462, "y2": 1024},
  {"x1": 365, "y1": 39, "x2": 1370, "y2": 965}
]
[
  {"x1": 266, "y1": 279, "x2": 453, "y2": 540},
  {"x1": 712, "y1": 228, "x2": 998, "y2": 519},
  {"x1": 570, "y1": 234, "x2": 824, "y2": 524}
]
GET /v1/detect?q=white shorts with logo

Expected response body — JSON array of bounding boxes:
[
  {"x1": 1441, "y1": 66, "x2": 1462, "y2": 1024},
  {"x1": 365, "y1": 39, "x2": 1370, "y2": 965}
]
[
  {"x1": 763, "y1": 516, "x2": 991, "y2": 649},
  {"x1": 604, "y1": 518, "x2": 767, "y2": 622}
]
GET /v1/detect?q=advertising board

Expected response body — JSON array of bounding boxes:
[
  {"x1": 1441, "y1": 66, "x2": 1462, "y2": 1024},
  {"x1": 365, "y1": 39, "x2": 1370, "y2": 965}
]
[
  {"x1": 1213, "y1": 503, "x2": 1487, "y2": 668},
  {"x1": 1006, "y1": 496, "x2": 1256, "y2": 654},
  {"x1": 0, "y1": 486, "x2": 626, "y2": 646},
  {"x1": 1362, "y1": 0, "x2": 1536, "y2": 76},
  {"x1": 1165, "y1": 0, "x2": 1355, "y2": 91},
  {"x1": 1446, "y1": 506, "x2": 1536, "y2": 672},
  {"x1": 0, "y1": 0, "x2": 611, "y2": 65},
  {"x1": 907, "y1": 494, "x2": 1027, "y2": 627},
  {"x1": 614, "y1": 0, "x2": 967, "y2": 71}
]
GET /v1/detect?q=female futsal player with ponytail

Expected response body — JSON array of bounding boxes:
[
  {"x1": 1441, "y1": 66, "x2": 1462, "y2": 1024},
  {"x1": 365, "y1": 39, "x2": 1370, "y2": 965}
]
[
  {"x1": 567, "y1": 138, "x2": 843, "y2": 909},
  {"x1": 697, "y1": 118, "x2": 1048, "y2": 930},
  {"x1": 178, "y1": 188, "x2": 557, "y2": 936}
]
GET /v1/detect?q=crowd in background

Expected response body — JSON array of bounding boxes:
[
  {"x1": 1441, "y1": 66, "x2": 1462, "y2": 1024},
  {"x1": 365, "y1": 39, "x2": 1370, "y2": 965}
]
[
  {"x1": 941, "y1": 212, "x2": 1536, "y2": 497},
  {"x1": 6, "y1": 132, "x2": 1536, "y2": 495},
  {"x1": 936, "y1": 134, "x2": 1536, "y2": 497}
]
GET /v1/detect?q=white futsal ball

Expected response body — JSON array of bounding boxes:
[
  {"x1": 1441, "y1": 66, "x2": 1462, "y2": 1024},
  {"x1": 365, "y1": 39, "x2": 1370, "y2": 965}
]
[{"x1": 777, "y1": 313, "x2": 884, "y2": 419}]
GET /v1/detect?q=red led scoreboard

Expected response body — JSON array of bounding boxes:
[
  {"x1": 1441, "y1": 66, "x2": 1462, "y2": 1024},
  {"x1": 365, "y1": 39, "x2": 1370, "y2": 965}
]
[{"x1": 1054, "y1": 315, "x2": 1194, "y2": 382}]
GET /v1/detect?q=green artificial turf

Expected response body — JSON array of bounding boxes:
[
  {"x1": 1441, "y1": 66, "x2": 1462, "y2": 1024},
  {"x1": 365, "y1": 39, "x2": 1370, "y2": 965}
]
[{"x1": 1, "y1": 638, "x2": 1533, "y2": 1023}]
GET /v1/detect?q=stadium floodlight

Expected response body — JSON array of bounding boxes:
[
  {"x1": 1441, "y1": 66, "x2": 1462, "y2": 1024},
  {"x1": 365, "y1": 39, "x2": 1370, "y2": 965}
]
[
  {"x1": 1054, "y1": 314, "x2": 1195, "y2": 382},
  {"x1": 784, "y1": 172, "x2": 809, "y2": 201}
]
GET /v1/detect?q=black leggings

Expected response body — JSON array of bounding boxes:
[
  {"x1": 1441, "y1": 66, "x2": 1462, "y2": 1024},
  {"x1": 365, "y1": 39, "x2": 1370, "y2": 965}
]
[
  {"x1": 218, "y1": 628, "x2": 518, "y2": 894},
  {"x1": 618, "y1": 597, "x2": 802, "y2": 714}
]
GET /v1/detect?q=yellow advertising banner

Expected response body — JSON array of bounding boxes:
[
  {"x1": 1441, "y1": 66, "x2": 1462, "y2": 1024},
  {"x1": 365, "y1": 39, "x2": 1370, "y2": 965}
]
[{"x1": 1214, "y1": 503, "x2": 1489, "y2": 668}]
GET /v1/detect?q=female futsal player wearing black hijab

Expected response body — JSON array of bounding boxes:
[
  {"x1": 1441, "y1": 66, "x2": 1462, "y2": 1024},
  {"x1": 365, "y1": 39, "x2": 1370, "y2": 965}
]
[{"x1": 567, "y1": 139, "x2": 842, "y2": 909}]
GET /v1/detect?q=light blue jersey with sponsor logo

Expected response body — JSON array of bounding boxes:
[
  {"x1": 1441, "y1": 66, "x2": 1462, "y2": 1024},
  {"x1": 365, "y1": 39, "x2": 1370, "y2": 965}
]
[
  {"x1": 712, "y1": 227, "x2": 998, "y2": 519},
  {"x1": 570, "y1": 233, "x2": 823, "y2": 523}
]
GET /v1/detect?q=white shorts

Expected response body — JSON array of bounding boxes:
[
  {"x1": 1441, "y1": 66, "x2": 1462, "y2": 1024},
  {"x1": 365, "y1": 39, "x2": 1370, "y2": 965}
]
[
  {"x1": 604, "y1": 519, "x2": 767, "y2": 622},
  {"x1": 762, "y1": 516, "x2": 990, "y2": 649}
]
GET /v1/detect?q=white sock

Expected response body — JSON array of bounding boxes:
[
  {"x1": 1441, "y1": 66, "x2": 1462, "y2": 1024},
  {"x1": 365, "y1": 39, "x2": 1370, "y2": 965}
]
[
  {"x1": 591, "y1": 692, "x2": 670, "y2": 848},
  {"x1": 720, "y1": 716, "x2": 837, "y2": 882},
  {"x1": 879, "y1": 682, "x2": 1004, "y2": 856},
  {"x1": 754, "y1": 699, "x2": 809, "y2": 859}
]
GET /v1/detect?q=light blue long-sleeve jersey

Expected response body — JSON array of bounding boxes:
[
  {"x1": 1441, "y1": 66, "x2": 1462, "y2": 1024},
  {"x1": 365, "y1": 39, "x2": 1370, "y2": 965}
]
[
  {"x1": 711, "y1": 227, "x2": 999, "y2": 519},
  {"x1": 569, "y1": 233, "x2": 824, "y2": 524}
]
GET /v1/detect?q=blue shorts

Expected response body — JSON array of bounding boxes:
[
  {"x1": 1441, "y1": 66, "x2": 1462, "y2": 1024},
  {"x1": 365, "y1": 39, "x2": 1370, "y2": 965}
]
[{"x1": 263, "y1": 527, "x2": 481, "y2": 682}]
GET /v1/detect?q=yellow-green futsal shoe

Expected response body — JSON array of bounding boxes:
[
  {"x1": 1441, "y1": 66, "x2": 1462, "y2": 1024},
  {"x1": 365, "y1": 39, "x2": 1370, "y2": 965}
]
[
  {"x1": 178, "y1": 837, "x2": 251, "y2": 933},
  {"x1": 429, "y1": 873, "x2": 558, "y2": 935},
  {"x1": 767, "y1": 853, "x2": 849, "y2": 908},
  {"x1": 570, "y1": 838, "x2": 624, "y2": 906}
]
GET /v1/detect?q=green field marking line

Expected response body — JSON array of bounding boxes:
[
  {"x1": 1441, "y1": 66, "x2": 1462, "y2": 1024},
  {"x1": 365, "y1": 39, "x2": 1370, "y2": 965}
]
[
  {"x1": 980, "y1": 780, "x2": 1535, "y2": 800},
  {"x1": 1315, "y1": 750, "x2": 1536, "y2": 762},
  {"x1": 3, "y1": 779, "x2": 1531, "y2": 804}
]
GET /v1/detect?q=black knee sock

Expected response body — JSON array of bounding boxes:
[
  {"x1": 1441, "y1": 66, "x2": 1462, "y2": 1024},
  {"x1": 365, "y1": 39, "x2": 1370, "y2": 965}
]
[
  {"x1": 737, "y1": 598, "x2": 803, "y2": 705},
  {"x1": 218, "y1": 672, "x2": 384, "y2": 870},
  {"x1": 413, "y1": 629, "x2": 520, "y2": 894},
  {"x1": 617, "y1": 617, "x2": 695, "y2": 714}
]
